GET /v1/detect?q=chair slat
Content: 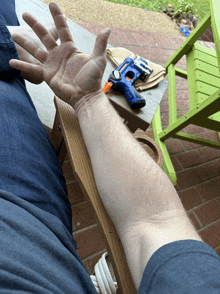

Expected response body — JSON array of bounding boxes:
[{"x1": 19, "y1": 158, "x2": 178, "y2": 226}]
[
  {"x1": 196, "y1": 81, "x2": 219, "y2": 96},
  {"x1": 168, "y1": 64, "x2": 177, "y2": 124},
  {"x1": 187, "y1": 43, "x2": 220, "y2": 107},
  {"x1": 209, "y1": 111, "x2": 220, "y2": 123},
  {"x1": 210, "y1": 0, "x2": 220, "y2": 75},
  {"x1": 197, "y1": 92, "x2": 209, "y2": 103},
  {"x1": 196, "y1": 70, "x2": 220, "y2": 90},
  {"x1": 174, "y1": 132, "x2": 220, "y2": 148},
  {"x1": 195, "y1": 42, "x2": 217, "y2": 57},
  {"x1": 194, "y1": 45, "x2": 219, "y2": 67},
  {"x1": 186, "y1": 50, "x2": 198, "y2": 109},
  {"x1": 195, "y1": 60, "x2": 220, "y2": 78}
]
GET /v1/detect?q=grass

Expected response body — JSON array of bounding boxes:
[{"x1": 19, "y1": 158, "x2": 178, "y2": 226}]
[{"x1": 104, "y1": 0, "x2": 210, "y2": 22}]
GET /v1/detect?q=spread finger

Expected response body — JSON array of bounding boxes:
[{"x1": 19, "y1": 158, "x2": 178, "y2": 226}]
[
  {"x1": 49, "y1": 2, "x2": 74, "y2": 44},
  {"x1": 12, "y1": 33, "x2": 48, "y2": 63},
  {"x1": 22, "y1": 12, "x2": 58, "y2": 51},
  {"x1": 9, "y1": 59, "x2": 43, "y2": 77}
]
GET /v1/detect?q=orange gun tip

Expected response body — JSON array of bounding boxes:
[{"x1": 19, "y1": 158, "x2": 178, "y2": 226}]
[{"x1": 103, "y1": 81, "x2": 113, "y2": 93}]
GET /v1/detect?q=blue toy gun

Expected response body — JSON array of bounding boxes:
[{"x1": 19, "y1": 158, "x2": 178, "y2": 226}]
[{"x1": 103, "y1": 53, "x2": 153, "y2": 109}]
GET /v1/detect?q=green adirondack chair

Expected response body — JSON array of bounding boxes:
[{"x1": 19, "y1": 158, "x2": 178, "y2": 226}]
[{"x1": 152, "y1": 0, "x2": 220, "y2": 186}]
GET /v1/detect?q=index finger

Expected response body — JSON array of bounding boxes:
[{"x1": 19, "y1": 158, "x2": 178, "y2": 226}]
[{"x1": 49, "y1": 1, "x2": 74, "y2": 44}]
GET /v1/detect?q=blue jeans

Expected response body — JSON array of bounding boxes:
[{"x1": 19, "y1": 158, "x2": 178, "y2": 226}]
[{"x1": 0, "y1": 0, "x2": 73, "y2": 235}]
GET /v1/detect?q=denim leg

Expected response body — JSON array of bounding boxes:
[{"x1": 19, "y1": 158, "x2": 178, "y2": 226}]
[
  {"x1": 0, "y1": 1, "x2": 73, "y2": 235},
  {"x1": 0, "y1": 0, "x2": 20, "y2": 26}
]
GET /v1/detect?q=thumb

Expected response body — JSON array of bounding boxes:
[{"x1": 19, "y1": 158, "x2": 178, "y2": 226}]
[{"x1": 92, "y1": 28, "x2": 111, "y2": 58}]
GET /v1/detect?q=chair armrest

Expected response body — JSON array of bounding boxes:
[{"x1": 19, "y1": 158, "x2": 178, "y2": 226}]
[
  {"x1": 52, "y1": 95, "x2": 136, "y2": 294},
  {"x1": 165, "y1": 11, "x2": 211, "y2": 70}
]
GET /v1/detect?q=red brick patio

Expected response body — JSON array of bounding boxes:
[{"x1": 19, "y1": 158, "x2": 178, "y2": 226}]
[{"x1": 60, "y1": 22, "x2": 220, "y2": 274}]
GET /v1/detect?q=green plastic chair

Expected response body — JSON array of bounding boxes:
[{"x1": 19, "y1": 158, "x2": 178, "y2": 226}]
[{"x1": 152, "y1": 0, "x2": 220, "y2": 186}]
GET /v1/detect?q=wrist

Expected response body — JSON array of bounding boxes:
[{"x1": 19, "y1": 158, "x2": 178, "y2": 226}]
[{"x1": 74, "y1": 90, "x2": 106, "y2": 114}]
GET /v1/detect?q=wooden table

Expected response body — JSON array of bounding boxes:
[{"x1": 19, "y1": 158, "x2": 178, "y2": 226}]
[{"x1": 15, "y1": 0, "x2": 168, "y2": 132}]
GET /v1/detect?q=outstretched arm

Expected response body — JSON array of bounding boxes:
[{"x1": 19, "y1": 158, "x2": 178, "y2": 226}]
[
  {"x1": 75, "y1": 91, "x2": 202, "y2": 288},
  {"x1": 9, "y1": 1, "x2": 202, "y2": 289}
]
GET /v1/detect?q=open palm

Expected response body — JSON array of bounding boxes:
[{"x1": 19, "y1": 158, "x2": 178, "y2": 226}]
[{"x1": 9, "y1": 1, "x2": 111, "y2": 108}]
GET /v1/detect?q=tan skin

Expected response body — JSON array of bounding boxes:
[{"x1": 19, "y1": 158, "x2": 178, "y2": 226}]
[
  {"x1": 8, "y1": 20, "x2": 59, "y2": 84},
  {"x1": 9, "y1": 1, "x2": 111, "y2": 108}
]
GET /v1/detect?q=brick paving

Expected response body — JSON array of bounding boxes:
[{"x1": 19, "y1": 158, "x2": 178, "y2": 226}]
[{"x1": 61, "y1": 21, "x2": 220, "y2": 274}]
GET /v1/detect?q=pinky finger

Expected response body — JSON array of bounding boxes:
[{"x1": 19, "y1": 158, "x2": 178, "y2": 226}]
[{"x1": 9, "y1": 59, "x2": 43, "y2": 76}]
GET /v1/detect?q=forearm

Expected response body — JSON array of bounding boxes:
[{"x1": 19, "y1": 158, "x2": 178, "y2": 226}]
[{"x1": 75, "y1": 93, "x2": 202, "y2": 288}]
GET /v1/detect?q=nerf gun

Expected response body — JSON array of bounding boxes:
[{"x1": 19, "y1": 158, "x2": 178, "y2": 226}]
[{"x1": 103, "y1": 53, "x2": 153, "y2": 109}]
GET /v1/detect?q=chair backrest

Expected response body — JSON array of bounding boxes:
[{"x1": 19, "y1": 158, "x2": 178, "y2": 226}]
[{"x1": 210, "y1": 0, "x2": 220, "y2": 76}]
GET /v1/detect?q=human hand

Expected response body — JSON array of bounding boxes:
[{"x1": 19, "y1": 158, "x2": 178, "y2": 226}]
[
  {"x1": 9, "y1": 1, "x2": 111, "y2": 108},
  {"x1": 8, "y1": 21, "x2": 59, "y2": 84}
]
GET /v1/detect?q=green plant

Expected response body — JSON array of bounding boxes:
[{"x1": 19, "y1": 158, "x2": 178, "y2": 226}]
[
  {"x1": 172, "y1": 0, "x2": 198, "y2": 18},
  {"x1": 104, "y1": 0, "x2": 206, "y2": 21},
  {"x1": 139, "y1": 0, "x2": 168, "y2": 11},
  {"x1": 105, "y1": 0, "x2": 168, "y2": 11}
]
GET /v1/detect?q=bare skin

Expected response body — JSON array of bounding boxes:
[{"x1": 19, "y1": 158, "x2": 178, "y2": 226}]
[
  {"x1": 9, "y1": 4, "x2": 110, "y2": 106},
  {"x1": 7, "y1": 20, "x2": 61, "y2": 84}
]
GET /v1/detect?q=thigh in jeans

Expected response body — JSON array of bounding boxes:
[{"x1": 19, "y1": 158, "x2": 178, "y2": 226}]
[{"x1": 0, "y1": 1, "x2": 73, "y2": 235}]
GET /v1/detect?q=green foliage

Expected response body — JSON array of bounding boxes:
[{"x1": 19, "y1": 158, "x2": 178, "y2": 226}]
[
  {"x1": 171, "y1": 0, "x2": 198, "y2": 18},
  {"x1": 104, "y1": 0, "x2": 210, "y2": 22},
  {"x1": 104, "y1": 0, "x2": 167, "y2": 10}
]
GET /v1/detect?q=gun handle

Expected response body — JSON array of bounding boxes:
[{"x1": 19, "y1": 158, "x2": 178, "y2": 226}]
[{"x1": 124, "y1": 83, "x2": 146, "y2": 109}]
